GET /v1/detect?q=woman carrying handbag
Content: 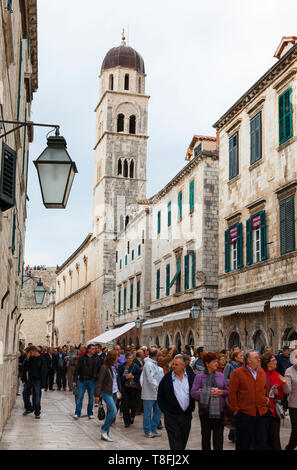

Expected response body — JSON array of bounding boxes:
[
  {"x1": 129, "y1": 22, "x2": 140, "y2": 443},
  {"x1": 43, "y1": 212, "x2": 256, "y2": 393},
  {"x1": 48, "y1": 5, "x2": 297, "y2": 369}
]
[
  {"x1": 94, "y1": 350, "x2": 122, "y2": 442},
  {"x1": 119, "y1": 352, "x2": 141, "y2": 427}
]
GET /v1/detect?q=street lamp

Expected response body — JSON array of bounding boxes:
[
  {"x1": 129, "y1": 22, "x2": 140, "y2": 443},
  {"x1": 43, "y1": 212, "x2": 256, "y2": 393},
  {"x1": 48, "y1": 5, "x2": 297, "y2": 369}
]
[
  {"x1": 190, "y1": 305, "x2": 201, "y2": 320},
  {"x1": 33, "y1": 280, "x2": 46, "y2": 305},
  {"x1": 34, "y1": 134, "x2": 78, "y2": 209}
]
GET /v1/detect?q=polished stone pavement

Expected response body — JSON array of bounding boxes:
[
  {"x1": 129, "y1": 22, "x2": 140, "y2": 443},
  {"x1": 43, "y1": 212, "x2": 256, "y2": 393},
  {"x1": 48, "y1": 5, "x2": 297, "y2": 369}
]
[{"x1": 0, "y1": 387, "x2": 293, "y2": 450}]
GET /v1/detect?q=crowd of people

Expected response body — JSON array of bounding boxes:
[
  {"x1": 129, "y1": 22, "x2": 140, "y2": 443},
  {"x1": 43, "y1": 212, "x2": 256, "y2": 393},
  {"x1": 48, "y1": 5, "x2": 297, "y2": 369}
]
[{"x1": 18, "y1": 341, "x2": 297, "y2": 451}]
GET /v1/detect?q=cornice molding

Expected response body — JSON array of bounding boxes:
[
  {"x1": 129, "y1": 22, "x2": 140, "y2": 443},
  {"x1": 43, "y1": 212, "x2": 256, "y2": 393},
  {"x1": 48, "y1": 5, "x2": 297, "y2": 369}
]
[
  {"x1": 94, "y1": 131, "x2": 149, "y2": 150},
  {"x1": 95, "y1": 90, "x2": 150, "y2": 113}
]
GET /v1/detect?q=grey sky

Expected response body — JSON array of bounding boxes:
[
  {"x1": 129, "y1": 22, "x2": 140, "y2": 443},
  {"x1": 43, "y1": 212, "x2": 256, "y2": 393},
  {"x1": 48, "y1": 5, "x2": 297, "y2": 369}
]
[{"x1": 25, "y1": 0, "x2": 297, "y2": 266}]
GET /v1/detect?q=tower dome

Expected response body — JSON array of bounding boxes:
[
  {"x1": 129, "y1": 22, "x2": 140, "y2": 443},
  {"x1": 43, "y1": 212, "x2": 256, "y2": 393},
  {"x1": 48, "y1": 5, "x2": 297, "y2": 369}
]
[{"x1": 101, "y1": 31, "x2": 145, "y2": 74}]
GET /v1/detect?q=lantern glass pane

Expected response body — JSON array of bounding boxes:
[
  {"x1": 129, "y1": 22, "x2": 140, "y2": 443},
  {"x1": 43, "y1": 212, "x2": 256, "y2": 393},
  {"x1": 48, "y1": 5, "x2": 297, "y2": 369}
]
[
  {"x1": 37, "y1": 162, "x2": 71, "y2": 206},
  {"x1": 34, "y1": 285, "x2": 46, "y2": 305}
]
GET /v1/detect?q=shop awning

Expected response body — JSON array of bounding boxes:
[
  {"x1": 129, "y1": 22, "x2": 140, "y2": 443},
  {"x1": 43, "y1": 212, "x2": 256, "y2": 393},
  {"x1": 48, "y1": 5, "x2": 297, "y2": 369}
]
[
  {"x1": 86, "y1": 322, "x2": 135, "y2": 345},
  {"x1": 163, "y1": 310, "x2": 191, "y2": 323},
  {"x1": 217, "y1": 300, "x2": 266, "y2": 318},
  {"x1": 270, "y1": 292, "x2": 297, "y2": 308},
  {"x1": 142, "y1": 317, "x2": 164, "y2": 330}
]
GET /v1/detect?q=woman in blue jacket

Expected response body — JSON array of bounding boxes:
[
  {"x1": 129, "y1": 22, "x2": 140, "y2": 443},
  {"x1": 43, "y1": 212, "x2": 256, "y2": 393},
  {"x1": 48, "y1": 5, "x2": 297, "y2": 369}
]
[{"x1": 118, "y1": 352, "x2": 141, "y2": 428}]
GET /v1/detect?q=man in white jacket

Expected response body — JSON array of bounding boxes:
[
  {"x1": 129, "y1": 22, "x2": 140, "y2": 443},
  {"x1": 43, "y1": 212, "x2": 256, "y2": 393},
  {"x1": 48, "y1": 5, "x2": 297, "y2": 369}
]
[{"x1": 141, "y1": 347, "x2": 164, "y2": 438}]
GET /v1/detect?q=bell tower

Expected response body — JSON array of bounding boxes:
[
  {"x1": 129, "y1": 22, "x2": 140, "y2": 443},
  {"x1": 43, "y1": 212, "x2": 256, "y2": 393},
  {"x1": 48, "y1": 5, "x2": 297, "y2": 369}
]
[{"x1": 93, "y1": 31, "x2": 149, "y2": 239}]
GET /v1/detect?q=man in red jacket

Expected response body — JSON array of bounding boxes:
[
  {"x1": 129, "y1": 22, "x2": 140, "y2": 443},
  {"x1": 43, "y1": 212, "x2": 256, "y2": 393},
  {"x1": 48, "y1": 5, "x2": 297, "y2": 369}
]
[{"x1": 228, "y1": 350, "x2": 271, "y2": 450}]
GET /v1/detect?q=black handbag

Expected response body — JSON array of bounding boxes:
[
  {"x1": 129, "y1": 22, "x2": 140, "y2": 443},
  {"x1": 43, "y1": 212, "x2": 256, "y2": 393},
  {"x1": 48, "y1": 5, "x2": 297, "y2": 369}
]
[{"x1": 97, "y1": 401, "x2": 105, "y2": 421}]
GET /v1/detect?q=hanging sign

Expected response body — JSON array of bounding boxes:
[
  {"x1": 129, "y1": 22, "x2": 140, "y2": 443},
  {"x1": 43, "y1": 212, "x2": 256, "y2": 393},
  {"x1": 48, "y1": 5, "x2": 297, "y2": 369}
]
[
  {"x1": 229, "y1": 226, "x2": 238, "y2": 244},
  {"x1": 252, "y1": 215, "x2": 261, "y2": 229}
]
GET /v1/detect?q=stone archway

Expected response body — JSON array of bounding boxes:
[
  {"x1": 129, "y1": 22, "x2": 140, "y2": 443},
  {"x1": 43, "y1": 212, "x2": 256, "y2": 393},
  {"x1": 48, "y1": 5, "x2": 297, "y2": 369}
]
[
  {"x1": 187, "y1": 330, "x2": 195, "y2": 348},
  {"x1": 282, "y1": 328, "x2": 297, "y2": 347},
  {"x1": 175, "y1": 332, "x2": 182, "y2": 353},
  {"x1": 228, "y1": 331, "x2": 241, "y2": 350},
  {"x1": 253, "y1": 330, "x2": 266, "y2": 354},
  {"x1": 164, "y1": 335, "x2": 170, "y2": 349}
]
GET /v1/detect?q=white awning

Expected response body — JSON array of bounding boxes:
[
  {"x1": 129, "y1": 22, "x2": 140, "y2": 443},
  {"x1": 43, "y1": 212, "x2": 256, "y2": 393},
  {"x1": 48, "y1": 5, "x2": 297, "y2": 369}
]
[
  {"x1": 270, "y1": 292, "x2": 297, "y2": 308},
  {"x1": 142, "y1": 317, "x2": 164, "y2": 330},
  {"x1": 86, "y1": 322, "x2": 135, "y2": 345},
  {"x1": 217, "y1": 300, "x2": 266, "y2": 318},
  {"x1": 163, "y1": 310, "x2": 191, "y2": 323}
]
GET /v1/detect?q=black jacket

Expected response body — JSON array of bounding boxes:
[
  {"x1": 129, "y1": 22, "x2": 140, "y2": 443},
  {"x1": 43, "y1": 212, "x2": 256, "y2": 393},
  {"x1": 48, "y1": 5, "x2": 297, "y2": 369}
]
[
  {"x1": 54, "y1": 352, "x2": 68, "y2": 370},
  {"x1": 44, "y1": 353, "x2": 55, "y2": 371},
  {"x1": 73, "y1": 354, "x2": 101, "y2": 383},
  {"x1": 276, "y1": 354, "x2": 291, "y2": 376},
  {"x1": 157, "y1": 371, "x2": 195, "y2": 416},
  {"x1": 21, "y1": 355, "x2": 47, "y2": 388}
]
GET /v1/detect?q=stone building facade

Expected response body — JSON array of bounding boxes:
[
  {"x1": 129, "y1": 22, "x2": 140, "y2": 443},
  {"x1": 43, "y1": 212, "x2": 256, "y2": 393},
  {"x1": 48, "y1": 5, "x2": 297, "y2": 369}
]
[
  {"x1": 0, "y1": 0, "x2": 38, "y2": 436},
  {"x1": 214, "y1": 37, "x2": 297, "y2": 352},
  {"x1": 19, "y1": 267, "x2": 57, "y2": 347}
]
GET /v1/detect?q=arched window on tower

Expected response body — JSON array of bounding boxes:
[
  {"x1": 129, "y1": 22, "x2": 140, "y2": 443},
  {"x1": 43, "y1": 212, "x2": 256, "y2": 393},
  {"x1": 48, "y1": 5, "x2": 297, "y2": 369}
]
[
  {"x1": 109, "y1": 74, "x2": 114, "y2": 90},
  {"x1": 123, "y1": 159, "x2": 128, "y2": 178},
  {"x1": 124, "y1": 74, "x2": 129, "y2": 90},
  {"x1": 129, "y1": 115, "x2": 136, "y2": 134},
  {"x1": 129, "y1": 160, "x2": 134, "y2": 178},
  {"x1": 117, "y1": 159, "x2": 123, "y2": 177},
  {"x1": 125, "y1": 216, "x2": 130, "y2": 228},
  {"x1": 117, "y1": 114, "x2": 124, "y2": 132},
  {"x1": 138, "y1": 77, "x2": 141, "y2": 94}
]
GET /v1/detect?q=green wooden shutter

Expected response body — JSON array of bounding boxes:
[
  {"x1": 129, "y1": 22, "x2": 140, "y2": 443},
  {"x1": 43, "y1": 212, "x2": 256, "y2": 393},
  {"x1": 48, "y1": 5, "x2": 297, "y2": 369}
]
[
  {"x1": 166, "y1": 264, "x2": 170, "y2": 296},
  {"x1": 225, "y1": 229, "x2": 230, "y2": 272},
  {"x1": 157, "y1": 211, "x2": 161, "y2": 234},
  {"x1": 280, "y1": 200, "x2": 287, "y2": 255},
  {"x1": 120, "y1": 259, "x2": 122, "y2": 269},
  {"x1": 125, "y1": 255, "x2": 127, "y2": 266},
  {"x1": 279, "y1": 88, "x2": 293, "y2": 145},
  {"x1": 17, "y1": 35, "x2": 23, "y2": 121},
  {"x1": 18, "y1": 243, "x2": 22, "y2": 275},
  {"x1": 280, "y1": 197, "x2": 295, "y2": 254},
  {"x1": 132, "y1": 249, "x2": 134, "y2": 261},
  {"x1": 118, "y1": 290, "x2": 121, "y2": 313},
  {"x1": 178, "y1": 191, "x2": 182, "y2": 219},
  {"x1": 251, "y1": 112, "x2": 261, "y2": 164},
  {"x1": 184, "y1": 254, "x2": 189, "y2": 290},
  {"x1": 237, "y1": 223, "x2": 243, "y2": 268},
  {"x1": 11, "y1": 211, "x2": 16, "y2": 254},
  {"x1": 123, "y1": 287, "x2": 127, "y2": 311},
  {"x1": 7, "y1": 0, "x2": 13, "y2": 11},
  {"x1": 191, "y1": 251, "x2": 196, "y2": 288},
  {"x1": 168, "y1": 202, "x2": 171, "y2": 227},
  {"x1": 156, "y1": 269, "x2": 160, "y2": 299},
  {"x1": 260, "y1": 210, "x2": 267, "y2": 260},
  {"x1": 25, "y1": 150, "x2": 29, "y2": 198},
  {"x1": 169, "y1": 257, "x2": 181, "y2": 289},
  {"x1": 189, "y1": 180, "x2": 194, "y2": 211},
  {"x1": 130, "y1": 283, "x2": 133, "y2": 309},
  {"x1": 138, "y1": 244, "x2": 141, "y2": 256},
  {"x1": 137, "y1": 280, "x2": 140, "y2": 307},
  {"x1": 229, "y1": 132, "x2": 238, "y2": 179},
  {"x1": 246, "y1": 218, "x2": 252, "y2": 265}
]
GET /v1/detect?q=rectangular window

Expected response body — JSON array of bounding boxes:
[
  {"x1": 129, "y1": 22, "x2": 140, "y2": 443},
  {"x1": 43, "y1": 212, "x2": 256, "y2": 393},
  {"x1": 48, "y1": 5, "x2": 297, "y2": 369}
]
[
  {"x1": 166, "y1": 264, "x2": 170, "y2": 296},
  {"x1": 168, "y1": 202, "x2": 172, "y2": 227},
  {"x1": 157, "y1": 210, "x2": 161, "y2": 234},
  {"x1": 130, "y1": 283, "x2": 133, "y2": 310},
  {"x1": 253, "y1": 227, "x2": 261, "y2": 263},
  {"x1": 247, "y1": 211, "x2": 267, "y2": 264},
  {"x1": 138, "y1": 244, "x2": 141, "y2": 256},
  {"x1": 280, "y1": 196, "x2": 295, "y2": 255},
  {"x1": 184, "y1": 254, "x2": 189, "y2": 290},
  {"x1": 120, "y1": 259, "x2": 122, "y2": 270},
  {"x1": 178, "y1": 191, "x2": 182, "y2": 220},
  {"x1": 125, "y1": 255, "x2": 127, "y2": 266},
  {"x1": 0, "y1": 143, "x2": 17, "y2": 211},
  {"x1": 229, "y1": 132, "x2": 239, "y2": 180},
  {"x1": 132, "y1": 249, "x2": 134, "y2": 261},
  {"x1": 250, "y1": 112, "x2": 262, "y2": 164},
  {"x1": 190, "y1": 251, "x2": 195, "y2": 289},
  {"x1": 279, "y1": 88, "x2": 293, "y2": 145},
  {"x1": 136, "y1": 280, "x2": 141, "y2": 307},
  {"x1": 231, "y1": 241, "x2": 237, "y2": 271},
  {"x1": 176, "y1": 257, "x2": 181, "y2": 293},
  {"x1": 194, "y1": 143, "x2": 202, "y2": 157},
  {"x1": 225, "y1": 223, "x2": 243, "y2": 272},
  {"x1": 156, "y1": 269, "x2": 160, "y2": 299},
  {"x1": 189, "y1": 180, "x2": 194, "y2": 211},
  {"x1": 123, "y1": 287, "x2": 127, "y2": 312},
  {"x1": 118, "y1": 289, "x2": 121, "y2": 313}
]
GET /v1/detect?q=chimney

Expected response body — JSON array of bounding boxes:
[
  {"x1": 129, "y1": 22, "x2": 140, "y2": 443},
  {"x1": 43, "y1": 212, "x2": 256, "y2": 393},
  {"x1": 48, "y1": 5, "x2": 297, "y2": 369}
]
[{"x1": 274, "y1": 36, "x2": 297, "y2": 60}]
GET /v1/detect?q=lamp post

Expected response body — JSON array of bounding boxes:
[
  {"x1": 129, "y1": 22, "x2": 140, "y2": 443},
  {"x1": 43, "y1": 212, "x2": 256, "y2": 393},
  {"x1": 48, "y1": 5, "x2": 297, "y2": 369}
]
[
  {"x1": 33, "y1": 280, "x2": 46, "y2": 305},
  {"x1": 190, "y1": 305, "x2": 201, "y2": 320},
  {"x1": 135, "y1": 316, "x2": 141, "y2": 329}
]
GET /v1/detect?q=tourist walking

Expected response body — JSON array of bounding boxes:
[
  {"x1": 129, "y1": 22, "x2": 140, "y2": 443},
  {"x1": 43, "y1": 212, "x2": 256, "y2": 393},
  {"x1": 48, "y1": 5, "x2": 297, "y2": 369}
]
[
  {"x1": 261, "y1": 352, "x2": 288, "y2": 450},
  {"x1": 94, "y1": 350, "x2": 122, "y2": 442},
  {"x1": 118, "y1": 352, "x2": 141, "y2": 427},
  {"x1": 44, "y1": 347, "x2": 55, "y2": 391},
  {"x1": 283, "y1": 349, "x2": 297, "y2": 450},
  {"x1": 141, "y1": 347, "x2": 164, "y2": 438},
  {"x1": 228, "y1": 350, "x2": 271, "y2": 450},
  {"x1": 66, "y1": 345, "x2": 78, "y2": 391},
  {"x1": 276, "y1": 346, "x2": 291, "y2": 376},
  {"x1": 72, "y1": 344, "x2": 101, "y2": 420},
  {"x1": 21, "y1": 346, "x2": 47, "y2": 419},
  {"x1": 223, "y1": 349, "x2": 244, "y2": 443},
  {"x1": 133, "y1": 349, "x2": 145, "y2": 414},
  {"x1": 158, "y1": 354, "x2": 195, "y2": 450},
  {"x1": 193, "y1": 347, "x2": 206, "y2": 374},
  {"x1": 217, "y1": 353, "x2": 227, "y2": 374},
  {"x1": 191, "y1": 352, "x2": 228, "y2": 450},
  {"x1": 55, "y1": 347, "x2": 67, "y2": 391}
]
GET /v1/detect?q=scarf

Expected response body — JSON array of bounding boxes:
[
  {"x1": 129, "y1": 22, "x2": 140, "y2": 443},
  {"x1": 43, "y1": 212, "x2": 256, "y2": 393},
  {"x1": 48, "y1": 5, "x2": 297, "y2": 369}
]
[{"x1": 199, "y1": 371, "x2": 221, "y2": 419}]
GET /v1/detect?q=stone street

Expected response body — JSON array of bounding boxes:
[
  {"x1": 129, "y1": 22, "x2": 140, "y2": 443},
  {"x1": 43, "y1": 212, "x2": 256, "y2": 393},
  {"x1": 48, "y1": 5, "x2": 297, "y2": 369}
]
[{"x1": 0, "y1": 388, "x2": 293, "y2": 450}]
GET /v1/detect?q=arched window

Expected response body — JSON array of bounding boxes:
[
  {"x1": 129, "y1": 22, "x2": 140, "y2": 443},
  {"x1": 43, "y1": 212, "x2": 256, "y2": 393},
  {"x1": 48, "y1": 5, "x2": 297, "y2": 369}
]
[
  {"x1": 123, "y1": 159, "x2": 128, "y2": 178},
  {"x1": 156, "y1": 336, "x2": 160, "y2": 347},
  {"x1": 138, "y1": 77, "x2": 141, "y2": 93},
  {"x1": 125, "y1": 215, "x2": 129, "y2": 228},
  {"x1": 165, "y1": 335, "x2": 170, "y2": 348},
  {"x1": 109, "y1": 74, "x2": 114, "y2": 90},
  {"x1": 188, "y1": 331, "x2": 194, "y2": 348},
  {"x1": 136, "y1": 336, "x2": 140, "y2": 348},
  {"x1": 253, "y1": 330, "x2": 266, "y2": 354},
  {"x1": 129, "y1": 160, "x2": 134, "y2": 178},
  {"x1": 175, "y1": 332, "x2": 182, "y2": 353},
  {"x1": 228, "y1": 331, "x2": 241, "y2": 349},
  {"x1": 117, "y1": 159, "x2": 122, "y2": 176},
  {"x1": 117, "y1": 114, "x2": 124, "y2": 132},
  {"x1": 129, "y1": 115, "x2": 136, "y2": 134},
  {"x1": 124, "y1": 74, "x2": 129, "y2": 90}
]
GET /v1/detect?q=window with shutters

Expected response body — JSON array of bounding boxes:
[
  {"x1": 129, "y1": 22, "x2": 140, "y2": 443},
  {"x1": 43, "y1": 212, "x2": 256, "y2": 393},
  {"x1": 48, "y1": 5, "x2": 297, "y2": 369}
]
[
  {"x1": 157, "y1": 210, "x2": 161, "y2": 234},
  {"x1": 130, "y1": 283, "x2": 133, "y2": 309},
  {"x1": 194, "y1": 143, "x2": 202, "y2": 157},
  {"x1": 125, "y1": 255, "x2": 127, "y2": 266},
  {"x1": 280, "y1": 196, "x2": 295, "y2": 255},
  {"x1": 166, "y1": 264, "x2": 170, "y2": 296},
  {"x1": 225, "y1": 223, "x2": 243, "y2": 272},
  {"x1": 138, "y1": 244, "x2": 141, "y2": 257},
  {"x1": 246, "y1": 212, "x2": 267, "y2": 265},
  {"x1": 176, "y1": 257, "x2": 181, "y2": 293},
  {"x1": 132, "y1": 249, "x2": 135, "y2": 261},
  {"x1": 250, "y1": 112, "x2": 262, "y2": 164},
  {"x1": 136, "y1": 280, "x2": 141, "y2": 307},
  {"x1": 279, "y1": 88, "x2": 293, "y2": 145},
  {"x1": 178, "y1": 191, "x2": 182, "y2": 220},
  {"x1": 189, "y1": 180, "x2": 195, "y2": 212},
  {"x1": 123, "y1": 287, "x2": 127, "y2": 312},
  {"x1": 184, "y1": 254, "x2": 190, "y2": 290},
  {"x1": 168, "y1": 201, "x2": 172, "y2": 227},
  {"x1": 231, "y1": 242, "x2": 237, "y2": 271},
  {"x1": 118, "y1": 289, "x2": 121, "y2": 313},
  {"x1": 0, "y1": 143, "x2": 17, "y2": 211},
  {"x1": 229, "y1": 132, "x2": 239, "y2": 180},
  {"x1": 120, "y1": 259, "x2": 122, "y2": 270},
  {"x1": 156, "y1": 269, "x2": 160, "y2": 299}
]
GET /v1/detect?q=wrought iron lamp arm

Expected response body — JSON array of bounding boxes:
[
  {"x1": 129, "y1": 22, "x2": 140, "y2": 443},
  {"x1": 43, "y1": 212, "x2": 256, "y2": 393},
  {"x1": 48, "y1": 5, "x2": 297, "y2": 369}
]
[{"x1": 0, "y1": 119, "x2": 60, "y2": 139}]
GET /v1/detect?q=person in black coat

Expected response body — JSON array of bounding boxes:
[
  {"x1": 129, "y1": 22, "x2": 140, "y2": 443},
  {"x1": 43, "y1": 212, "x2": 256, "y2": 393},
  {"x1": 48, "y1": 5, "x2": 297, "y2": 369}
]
[
  {"x1": 157, "y1": 354, "x2": 195, "y2": 450},
  {"x1": 44, "y1": 348, "x2": 56, "y2": 391},
  {"x1": 118, "y1": 352, "x2": 141, "y2": 427},
  {"x1": 276, "y1": 346, "x2": 291, "y2": 376},
  {"x1": 21, "y1": 346, "x2": 47, "y2": 418},
  {"x1": 55, "y1": 347, "x2": 68, "y2": 390}
]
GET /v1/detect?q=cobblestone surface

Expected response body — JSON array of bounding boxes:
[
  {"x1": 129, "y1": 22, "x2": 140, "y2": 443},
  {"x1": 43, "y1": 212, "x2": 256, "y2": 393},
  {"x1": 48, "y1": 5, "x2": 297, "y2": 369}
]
[{"x1": 0, "y1": 388, "x2": 293, "y2": 450}]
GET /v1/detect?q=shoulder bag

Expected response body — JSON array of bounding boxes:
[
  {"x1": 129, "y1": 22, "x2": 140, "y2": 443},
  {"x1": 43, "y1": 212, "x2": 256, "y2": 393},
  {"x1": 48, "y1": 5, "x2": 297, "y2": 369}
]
[
  {"x1": 266, "y1": 376, "x2": 286, "y2": 420},
  {"x1": 97, "y1": 399, "x2": 106, "y2": 421}
]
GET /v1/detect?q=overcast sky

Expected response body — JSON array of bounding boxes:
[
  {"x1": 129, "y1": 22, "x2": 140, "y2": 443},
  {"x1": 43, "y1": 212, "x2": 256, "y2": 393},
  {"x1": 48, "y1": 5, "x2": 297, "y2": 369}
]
[{"x1": 25, "y1": 0, "x2": 297, "y2": 267}]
